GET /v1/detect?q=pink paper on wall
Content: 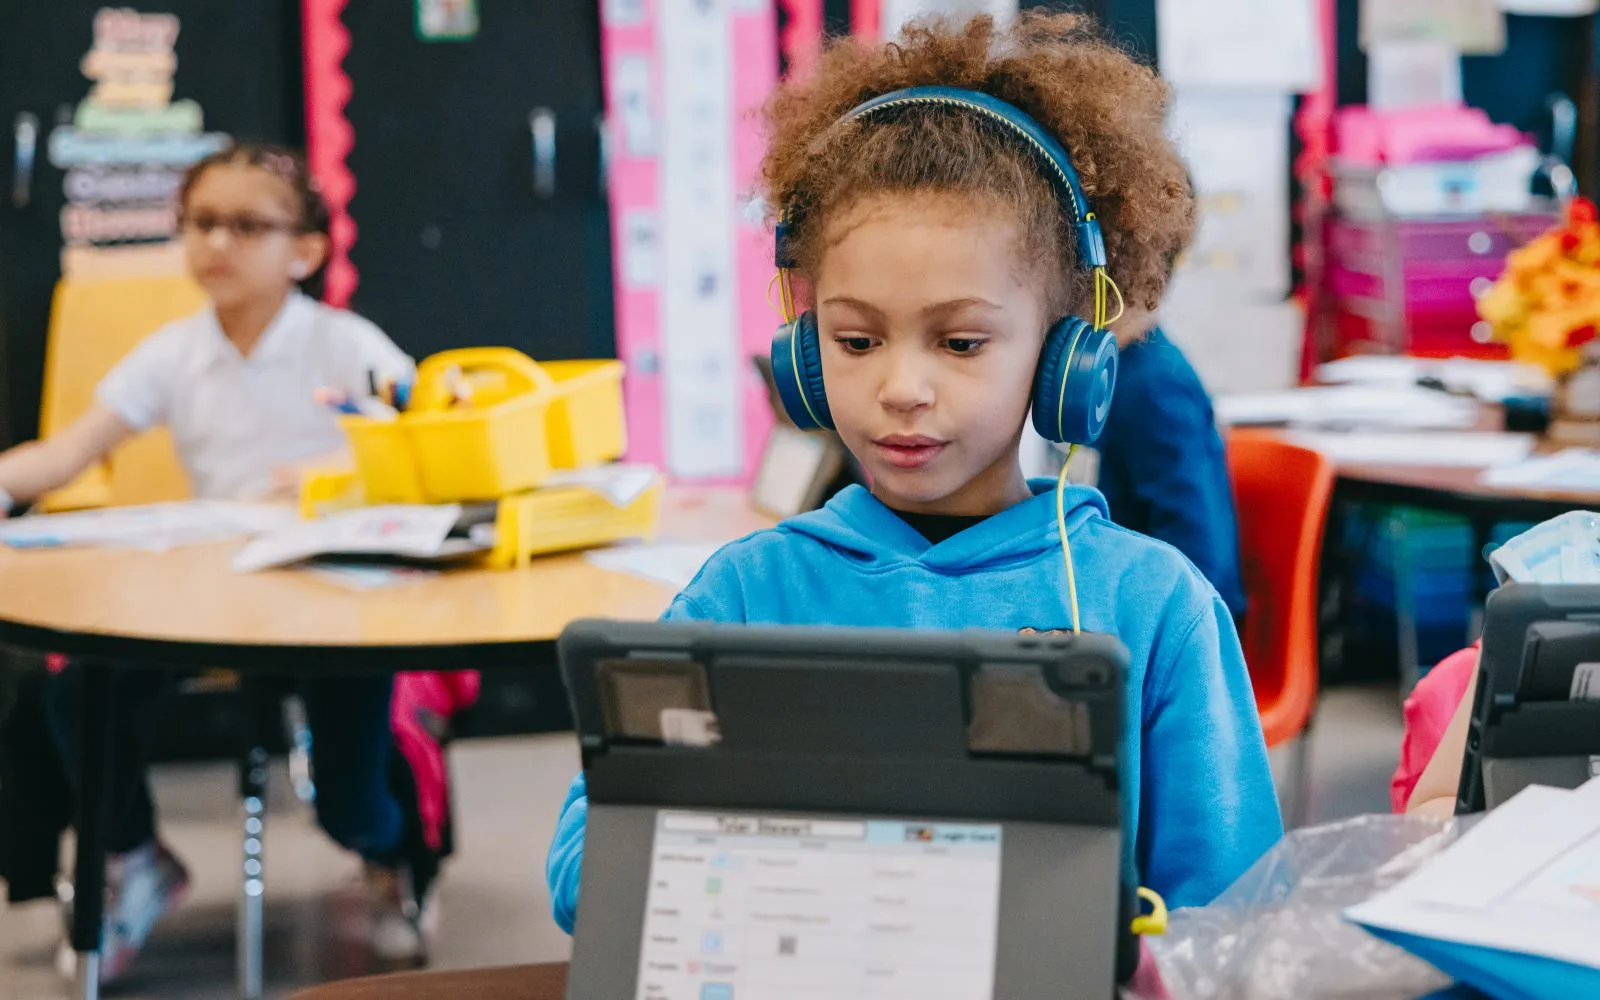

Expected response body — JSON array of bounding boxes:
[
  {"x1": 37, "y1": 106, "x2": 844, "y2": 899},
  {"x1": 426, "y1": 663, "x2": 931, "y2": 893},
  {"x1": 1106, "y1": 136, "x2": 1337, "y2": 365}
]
[{"x1": 600, "y1": 0, "x2": 779, "y2": 483}]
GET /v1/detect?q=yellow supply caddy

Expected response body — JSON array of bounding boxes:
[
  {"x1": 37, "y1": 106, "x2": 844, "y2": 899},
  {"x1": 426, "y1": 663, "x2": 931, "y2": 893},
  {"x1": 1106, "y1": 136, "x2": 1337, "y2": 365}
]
[{"x1": 301, "y1": 348, "x2": 659, "y2": 567}]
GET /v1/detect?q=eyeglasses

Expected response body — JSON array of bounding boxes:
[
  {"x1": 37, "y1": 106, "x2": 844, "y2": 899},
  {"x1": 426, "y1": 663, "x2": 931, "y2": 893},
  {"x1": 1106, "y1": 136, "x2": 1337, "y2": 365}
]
[{"x1": 179, "y1": 214, "x2": 301, "y2": 241}]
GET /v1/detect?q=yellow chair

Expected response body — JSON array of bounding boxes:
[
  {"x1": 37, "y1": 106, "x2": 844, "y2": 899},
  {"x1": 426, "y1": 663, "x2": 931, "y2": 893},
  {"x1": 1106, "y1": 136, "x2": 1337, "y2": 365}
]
[{"x1": 36, "y1": 273, "x2": 205, "y2": 510}]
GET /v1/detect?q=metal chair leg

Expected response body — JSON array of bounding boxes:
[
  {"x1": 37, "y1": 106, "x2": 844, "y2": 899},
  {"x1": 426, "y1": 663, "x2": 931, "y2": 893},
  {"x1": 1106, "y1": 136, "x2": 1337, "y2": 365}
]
[
  {"x1": 238, "y1": 746, "x2": 267, "y2": 1000},
  {"x1": 1289, "y1": 717, "x2": 1316, "y2": 830},
  {"x1": 72, "y1": 660, "x2": 117, "y2": 1000}
]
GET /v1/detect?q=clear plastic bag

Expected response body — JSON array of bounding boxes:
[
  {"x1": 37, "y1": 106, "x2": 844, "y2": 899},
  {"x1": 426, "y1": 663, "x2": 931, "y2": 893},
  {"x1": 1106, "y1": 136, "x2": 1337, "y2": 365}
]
[{"x1": 1134, "y1": 814, "x2": 1482, "y2": 1000}]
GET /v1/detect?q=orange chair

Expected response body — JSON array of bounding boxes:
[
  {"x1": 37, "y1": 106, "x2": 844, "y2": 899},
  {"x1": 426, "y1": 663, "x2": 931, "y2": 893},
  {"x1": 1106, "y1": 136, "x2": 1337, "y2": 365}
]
[{"x1": 1227, "y1": 432, "x2": 1336, "y2": 827}]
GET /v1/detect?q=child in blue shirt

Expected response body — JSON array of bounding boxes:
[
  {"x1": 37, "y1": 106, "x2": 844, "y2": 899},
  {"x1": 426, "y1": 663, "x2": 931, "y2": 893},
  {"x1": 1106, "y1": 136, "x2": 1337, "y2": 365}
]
[
  {"x1": 1097, "y1": 320, "x2": 1248, "y2": 621},
  {"x1": 547, "y1": 11, "x2": 1279, "y2": 933}
]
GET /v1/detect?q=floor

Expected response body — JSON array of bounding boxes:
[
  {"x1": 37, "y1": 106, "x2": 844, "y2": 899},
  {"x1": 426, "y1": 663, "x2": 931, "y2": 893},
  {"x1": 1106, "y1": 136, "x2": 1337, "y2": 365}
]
[{"x1": 0, "y1": 685, "x2": 1405, "y2": 999}]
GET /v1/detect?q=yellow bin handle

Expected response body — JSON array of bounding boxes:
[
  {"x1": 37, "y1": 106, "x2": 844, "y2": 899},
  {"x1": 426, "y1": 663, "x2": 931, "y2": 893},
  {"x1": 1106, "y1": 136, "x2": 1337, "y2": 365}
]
[
  {"x1": 1131, "y1": 887, "x2": 1168, "y2": 936},
  {"x1": 414, "y1": 347, "x2": 554, "y2": 409}
]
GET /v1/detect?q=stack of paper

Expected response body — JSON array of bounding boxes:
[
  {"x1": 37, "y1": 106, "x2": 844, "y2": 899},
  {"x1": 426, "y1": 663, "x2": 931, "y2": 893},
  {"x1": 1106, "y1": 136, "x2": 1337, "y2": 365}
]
[
  {"x1": 1286, "y1": 430, "x2": 1533, "y2": 467},
  {"x1": 542, "y1": 463, "x2": 658, "y2": 508},
  {"x1": 0, "y1": 502, "x2": 295, "y2": 552},
  {"x1": 1217, "y1": 385, "x2": 1481, "y2": 430},
  {"x1": 1481, "y1": 449, "x2": 1600, "y2": 492},
  {"x1": 232, "y1": 505, "x2": 484, "y2": 573},
  {"x1": 1315, "y1": 356, "x2": 1553, "y2": 404},
  {"x1": 1347, "y1": 779, "x2": 1600, "y2": 998}
]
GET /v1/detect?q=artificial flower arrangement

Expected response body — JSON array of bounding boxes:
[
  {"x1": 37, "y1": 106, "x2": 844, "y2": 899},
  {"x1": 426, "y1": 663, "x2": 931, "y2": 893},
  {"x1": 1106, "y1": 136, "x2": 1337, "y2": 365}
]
[
  {"x1": 1477, "y1": 197, "x2": 1600, "y2": 433},
  {"x1": 1477, "y1": 196, "x2": 1600, "y2": 376}
]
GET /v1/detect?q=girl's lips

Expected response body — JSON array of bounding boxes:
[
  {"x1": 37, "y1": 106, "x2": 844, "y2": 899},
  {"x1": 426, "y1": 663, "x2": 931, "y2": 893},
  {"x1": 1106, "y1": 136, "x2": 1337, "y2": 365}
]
[{"x1": 873, "y1": 436, "x2": 948, "y2": 469}]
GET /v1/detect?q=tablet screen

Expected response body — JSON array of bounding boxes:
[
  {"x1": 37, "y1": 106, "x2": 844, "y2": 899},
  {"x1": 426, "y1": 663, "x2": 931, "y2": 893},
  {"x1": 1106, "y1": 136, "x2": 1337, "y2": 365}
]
[{"x1": 635, "y1": 810, "x2": 1002, "y2": 1000}]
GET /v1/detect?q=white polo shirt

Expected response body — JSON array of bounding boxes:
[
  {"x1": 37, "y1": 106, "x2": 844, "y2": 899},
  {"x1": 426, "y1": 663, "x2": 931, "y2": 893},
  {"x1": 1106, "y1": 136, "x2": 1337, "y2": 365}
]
[{"x1": 97, "y1": 291, "x2": 415, "y2": 501}]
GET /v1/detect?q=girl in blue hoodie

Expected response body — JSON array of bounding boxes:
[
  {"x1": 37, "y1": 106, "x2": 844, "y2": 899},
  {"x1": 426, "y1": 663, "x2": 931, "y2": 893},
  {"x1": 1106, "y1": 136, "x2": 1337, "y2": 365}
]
[{"x1": 548, "y1": 11, "x2": 1280, "y2": 932}]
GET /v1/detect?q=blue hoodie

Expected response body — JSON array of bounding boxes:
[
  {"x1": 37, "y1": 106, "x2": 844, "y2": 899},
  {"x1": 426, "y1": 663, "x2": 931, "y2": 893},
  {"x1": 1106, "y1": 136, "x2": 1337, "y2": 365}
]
[{"x1": 546, "y1": 480, "x2": 1281, "y2": 933}]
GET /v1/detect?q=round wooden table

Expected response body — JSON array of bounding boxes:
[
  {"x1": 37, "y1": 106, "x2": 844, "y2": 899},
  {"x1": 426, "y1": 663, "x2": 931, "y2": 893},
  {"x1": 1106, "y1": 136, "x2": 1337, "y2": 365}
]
[
  {"x1": 0, "y1": 488, "x2": 770, "y2": 1000},
  {"x1": 288, "y1": 963, "x2": 567, "y2": 1000},
  {"x1": 0, "y1": 489, "x2": 770, "y2": 669}
]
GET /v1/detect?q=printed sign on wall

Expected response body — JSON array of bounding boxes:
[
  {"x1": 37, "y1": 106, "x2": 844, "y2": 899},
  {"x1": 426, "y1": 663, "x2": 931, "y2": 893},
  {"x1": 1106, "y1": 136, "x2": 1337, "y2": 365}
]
[
  {"x1": 47, "y1": 7, "x2": 229, "y2": 278},
  {"x1": 416, "y1": 0, "x2": 479, "y2": 41},
  {"x1": 600, "y1": 0, "x2": 778, "y2": 483}
]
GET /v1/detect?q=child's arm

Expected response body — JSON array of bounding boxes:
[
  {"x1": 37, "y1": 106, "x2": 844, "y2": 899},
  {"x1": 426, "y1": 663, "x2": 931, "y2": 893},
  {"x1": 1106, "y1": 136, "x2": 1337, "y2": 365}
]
[
  {"x1": 546, "y1": 773, "x2": 590, "y2": 934},
  {"x1": 267, "y1": 448, "x2": 354, "y2": 499},
  {"x1": 1138, "y1": 589, "x2": 1282, "y2": 908},
  {"x1": 544, "y1": 552, "x2": 748, "y2": 933},
  {"x1": 1393, "y1": 645, "x2": 1479, "y2": 813},
  {"x1": 0, "y1": 405, "x2": 134, "y2": 512},
  {"x1": 1406, "y1": 655, "x2": 1479, "y2": 818}
]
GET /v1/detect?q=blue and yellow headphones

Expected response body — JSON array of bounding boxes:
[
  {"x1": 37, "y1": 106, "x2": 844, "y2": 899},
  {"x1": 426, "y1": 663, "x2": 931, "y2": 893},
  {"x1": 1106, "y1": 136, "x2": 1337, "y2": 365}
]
[{"x1": 769, "y1": 85, "x2": 1123, "y2": 449}]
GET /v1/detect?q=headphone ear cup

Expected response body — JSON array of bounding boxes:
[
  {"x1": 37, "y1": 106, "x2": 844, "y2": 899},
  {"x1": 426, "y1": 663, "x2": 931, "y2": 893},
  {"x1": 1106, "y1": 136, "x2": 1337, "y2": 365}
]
[
  {"x1": 770, "y1": 311, "x2": 834, "y2": 430},
  {"x1": 1032, "y1": 317, "x2": 1119, "y2": 445}
]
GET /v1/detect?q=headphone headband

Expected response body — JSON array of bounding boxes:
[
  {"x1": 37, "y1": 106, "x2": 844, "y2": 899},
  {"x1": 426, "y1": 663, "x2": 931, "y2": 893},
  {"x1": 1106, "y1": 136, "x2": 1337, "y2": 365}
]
[{"x1": 774, "y1": 85, "x2": 1106, "y2": 272}]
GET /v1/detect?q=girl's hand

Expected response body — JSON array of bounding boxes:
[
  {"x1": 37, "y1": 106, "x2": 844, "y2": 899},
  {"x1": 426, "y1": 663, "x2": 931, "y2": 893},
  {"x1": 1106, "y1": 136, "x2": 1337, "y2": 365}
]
[{"x1": 266, "y1": 465, "x2": 306, "y2": 500}]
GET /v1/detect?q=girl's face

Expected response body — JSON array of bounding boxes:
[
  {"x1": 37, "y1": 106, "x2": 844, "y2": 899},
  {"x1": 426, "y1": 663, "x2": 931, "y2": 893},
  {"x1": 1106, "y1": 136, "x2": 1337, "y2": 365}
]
[
  {"x1": 180, "y1": 163, "x2": 326, "y2": 310},
  {"x1": 813, "y1": 193, "x2": 1049, "y2": 516}
]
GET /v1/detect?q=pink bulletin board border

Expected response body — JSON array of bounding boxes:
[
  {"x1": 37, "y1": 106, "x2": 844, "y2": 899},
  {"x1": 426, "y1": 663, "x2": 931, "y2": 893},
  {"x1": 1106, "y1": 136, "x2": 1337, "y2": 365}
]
[
  {"x1": 780, "y1": 0, "x2": 824, "y2": 80},
  {"x1": 850, "y1": 0, "x2": 878, "y2": 38},
  {"x1": 1294, "y1": 0, "x2": 1337, "y2": 379},
  {"x1": 300, "y1": 0, "x2": 359, "y2": 307},
  {"x1": 600, "y1": 1, "x2": 779, "y2": 483}
]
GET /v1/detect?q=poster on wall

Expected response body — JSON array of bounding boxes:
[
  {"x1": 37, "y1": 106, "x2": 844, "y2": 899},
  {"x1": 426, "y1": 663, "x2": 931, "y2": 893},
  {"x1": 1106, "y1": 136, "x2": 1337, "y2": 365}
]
[
  {"x1": 1157, "y1": 0, "x2": 1320, "y2": 91},
  {"x1": 659, "y1": 0, "x2": 743, "y2": 479},
  {"x1": 47, "y1": 7, "x2": 229, "y2": 281},
  {"x1": 600, "y1": 0, "x2": 777, "y2": 482},
  {"x1": 415, "y1": 0, "x2": 479, "y2": 42},
  {"x1": 881, "y1": 0, "x2": 1016, "y2": 32}
]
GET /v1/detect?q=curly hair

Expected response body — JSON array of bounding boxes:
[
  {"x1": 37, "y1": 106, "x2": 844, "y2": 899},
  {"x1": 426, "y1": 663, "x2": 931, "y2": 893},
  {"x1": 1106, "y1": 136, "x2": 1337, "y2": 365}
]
[{"x1": 763, "y1": 11, "x2": 1194, "y2": 318}]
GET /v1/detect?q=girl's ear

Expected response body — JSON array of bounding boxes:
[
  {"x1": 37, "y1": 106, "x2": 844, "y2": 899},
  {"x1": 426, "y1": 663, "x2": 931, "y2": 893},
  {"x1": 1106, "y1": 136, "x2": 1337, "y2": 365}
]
[{"x1": 293, "y1": 231, "x2": 329, "y2": 280}]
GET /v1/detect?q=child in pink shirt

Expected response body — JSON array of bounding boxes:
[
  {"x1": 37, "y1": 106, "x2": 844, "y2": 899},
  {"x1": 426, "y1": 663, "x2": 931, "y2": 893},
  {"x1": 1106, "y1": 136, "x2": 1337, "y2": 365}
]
[{"x1": 1391, "y1": 643, "x2": 1480, "y2": 813}]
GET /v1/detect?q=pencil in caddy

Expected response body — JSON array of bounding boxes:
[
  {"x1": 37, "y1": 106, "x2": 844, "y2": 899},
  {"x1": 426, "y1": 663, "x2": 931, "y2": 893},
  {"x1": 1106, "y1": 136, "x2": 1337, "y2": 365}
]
[{"x1": 300, "y1": 347, "x2": 661, "y2": 569}]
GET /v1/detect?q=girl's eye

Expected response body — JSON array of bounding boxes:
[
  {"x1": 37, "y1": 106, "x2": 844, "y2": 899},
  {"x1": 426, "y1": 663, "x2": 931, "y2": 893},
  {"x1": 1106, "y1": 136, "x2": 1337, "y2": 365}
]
[
  {"x1": 835, "y1": 336, "x2": 875, "y2": 354},
  {"x1": 944, "y1": 337, "x2": 986, "y2": 355}
]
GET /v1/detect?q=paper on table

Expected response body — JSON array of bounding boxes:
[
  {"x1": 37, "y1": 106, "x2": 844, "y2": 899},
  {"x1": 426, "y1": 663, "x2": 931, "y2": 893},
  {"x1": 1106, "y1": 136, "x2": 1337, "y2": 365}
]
[
  {"x1": 1314, "y1": 356, "x2": 1552, "y2": 403},
  {"x1": 585, "y1": 542, "x2": 721, "y2": 591},
  {"x1": 232, "y1": 505, "x2": 471, "y2": 573},
  {"x1": 1217, "y1": 385, "x2": 1481, "y2": 430},
  {"x1": 1348, "y1": 779, "x2": 1600, "y2": 972},
  {"x1": 0, "y1": 501, "x2": 296, "y2": 551},
  {"x1": 541, "y1": 464, "x2": 659, "y2": 508},
  {"x1": 1481, "y1": 449, "x2": 1600, "y2": 492},
  {"x1": 1285, "y1": 431, "x2": 1534, "y2": 467}
]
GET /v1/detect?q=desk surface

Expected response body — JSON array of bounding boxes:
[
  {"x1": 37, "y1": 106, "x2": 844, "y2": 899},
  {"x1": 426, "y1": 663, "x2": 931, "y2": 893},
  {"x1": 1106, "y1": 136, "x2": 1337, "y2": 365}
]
[
  {"x1": 1245, "y1": 411, "x2": 1600, "y2": 513},
  {"x1": 288, "y1": 963, "x2": 566, "y2": 1000},
  {"x1": 1335, "y1": 457, "x2": 1599, "y2": 509},
  {"x1": 0, "y1": 489, "x2": 771, "y2": 665}
]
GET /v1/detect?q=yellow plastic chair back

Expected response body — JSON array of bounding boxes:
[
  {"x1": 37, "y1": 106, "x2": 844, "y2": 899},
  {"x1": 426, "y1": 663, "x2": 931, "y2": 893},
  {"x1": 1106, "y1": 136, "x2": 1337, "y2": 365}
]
[{"x1": 37, "y1": 273, "x2": 206, "y2": 510}]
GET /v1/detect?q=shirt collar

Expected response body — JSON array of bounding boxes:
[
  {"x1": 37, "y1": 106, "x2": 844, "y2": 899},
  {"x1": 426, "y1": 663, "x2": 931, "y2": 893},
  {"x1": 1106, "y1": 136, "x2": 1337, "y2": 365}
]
[{"x1": 199, "y1": 291, "x2": 311, "y2": 369}]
